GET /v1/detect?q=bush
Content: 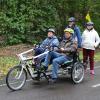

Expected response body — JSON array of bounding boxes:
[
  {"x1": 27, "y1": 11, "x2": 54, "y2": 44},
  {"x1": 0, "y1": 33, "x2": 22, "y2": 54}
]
[{"x1": 0, "y1": 0, "x2": 100, "y2": 46}]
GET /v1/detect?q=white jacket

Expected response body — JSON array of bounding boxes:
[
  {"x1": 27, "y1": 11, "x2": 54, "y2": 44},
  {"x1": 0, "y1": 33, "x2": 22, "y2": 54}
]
[{"x1": 82, "y1": 29, "x2": 100, "y2": 50}]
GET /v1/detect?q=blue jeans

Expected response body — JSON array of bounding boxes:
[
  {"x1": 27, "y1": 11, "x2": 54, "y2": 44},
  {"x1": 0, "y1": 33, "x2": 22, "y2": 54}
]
[
  {"x1": 44, "y1": 51, "x2": 71, "y2": 79},
  {"x1": 34, "y1": 47, "x2": 45, "y2": 68},
  {"x1": 34, "y1": 47, "x2": 45, "y2": 56}
]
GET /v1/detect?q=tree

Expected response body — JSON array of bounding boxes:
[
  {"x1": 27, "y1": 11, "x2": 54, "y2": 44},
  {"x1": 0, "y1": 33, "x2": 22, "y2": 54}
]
[{"x1": 0, "y1": 0, "x2": 100, "y2": 45}]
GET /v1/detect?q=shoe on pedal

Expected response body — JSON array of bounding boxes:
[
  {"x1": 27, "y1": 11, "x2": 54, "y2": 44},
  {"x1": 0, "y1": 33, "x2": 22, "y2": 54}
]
[
  {"x1": 41, "y1": 63, "x2": 48, "y2": 71},
  {"x1": 49, "y1": 78, "x2": 57, "y2": 84}
]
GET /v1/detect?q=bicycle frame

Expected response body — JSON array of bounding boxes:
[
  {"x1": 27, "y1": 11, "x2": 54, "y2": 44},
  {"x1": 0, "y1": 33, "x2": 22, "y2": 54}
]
[
  {"x1": 17, "y1": 49, "x2": 49, "y2": 61},
  {"x1": 16, "y1": 49, "x2": 49, "y2": 79},
  {"x1": 16, "y1": 48, "x2": 82, "y2": 80}
]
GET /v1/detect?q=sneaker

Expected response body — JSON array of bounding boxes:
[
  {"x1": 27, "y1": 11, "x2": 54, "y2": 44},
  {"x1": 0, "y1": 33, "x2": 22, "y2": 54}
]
[
  {"x1": 90, "y1": 70, "x2": 95, "y2": 75},
  {"x1": 49, "y1": 78, "x2": 57, "y2": 84},
  {"x1": 39, "y1": 66, "x2": 48, "y2": 72},
  {"x1": 41, "y1": 63, "x2": 48, "y2": 71}
]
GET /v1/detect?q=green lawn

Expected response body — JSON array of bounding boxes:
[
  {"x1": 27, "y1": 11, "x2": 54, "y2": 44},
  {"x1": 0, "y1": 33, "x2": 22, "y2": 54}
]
[
  {"x1": 0, "y1": 56, "x2": 19, "y2": 79},
  {"x1": 94, "y1": 51, "x2": 100, "y2": 61}
]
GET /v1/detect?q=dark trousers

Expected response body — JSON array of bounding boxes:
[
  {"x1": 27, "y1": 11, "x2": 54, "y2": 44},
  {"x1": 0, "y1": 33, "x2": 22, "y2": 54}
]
[{"x1": 83, "y1": 48, "x2": 95, "y2": 70}]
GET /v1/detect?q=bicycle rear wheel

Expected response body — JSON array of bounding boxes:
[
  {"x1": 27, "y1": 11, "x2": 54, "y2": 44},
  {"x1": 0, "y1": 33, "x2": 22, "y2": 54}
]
[
  {"x1": 71, "y1": 62, "x2": 84, "y2": 84},
  {"x1": 6, "y1": 65, "x2": 27, "y2": 91}
]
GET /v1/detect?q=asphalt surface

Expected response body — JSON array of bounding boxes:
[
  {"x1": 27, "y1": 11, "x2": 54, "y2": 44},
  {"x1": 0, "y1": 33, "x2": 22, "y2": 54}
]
[{"x1": 0, "y1": 62, "x2": 100, "y2": 100}]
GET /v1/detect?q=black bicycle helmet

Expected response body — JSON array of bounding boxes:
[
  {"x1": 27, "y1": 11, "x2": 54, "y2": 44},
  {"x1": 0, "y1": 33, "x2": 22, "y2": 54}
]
[{"x1": 68, "y1": 17, "x2": 76, "y2": 22}]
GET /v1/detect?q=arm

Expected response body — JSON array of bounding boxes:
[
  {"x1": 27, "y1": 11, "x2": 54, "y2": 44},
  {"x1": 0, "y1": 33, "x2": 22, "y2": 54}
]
[
  {"x1": 63, "y1": 42, "x2": 77, "y2": 53},
  {"x1": 51, "y1": 38, "x2": 59, "y2": 47},
  {"x1": 40, "y1": 38, "x2": 48, "y2": 48},
  {"x1": 50, "y1": 38, "x2": 59, "y2": 51},
  {"x1": 81, "y1": 31, "x2": 85, "y2": 47},
  {"x1": 75, "y1": 27, "x2": 82, "y2": 48},
  {"x1": 94, "y1": 32, "x2": 100, "y2": 48}
]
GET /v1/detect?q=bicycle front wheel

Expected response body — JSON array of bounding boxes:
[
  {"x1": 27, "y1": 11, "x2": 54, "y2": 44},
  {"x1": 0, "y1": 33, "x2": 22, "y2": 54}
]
[{"x1": 6, "y1": 65, "x2": 27, "y2": 91}]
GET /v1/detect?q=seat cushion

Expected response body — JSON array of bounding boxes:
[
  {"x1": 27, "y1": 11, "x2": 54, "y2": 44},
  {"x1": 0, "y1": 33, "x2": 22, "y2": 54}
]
[{"x1": 63, "y1": 60, "x2": 73, "y2": 65}]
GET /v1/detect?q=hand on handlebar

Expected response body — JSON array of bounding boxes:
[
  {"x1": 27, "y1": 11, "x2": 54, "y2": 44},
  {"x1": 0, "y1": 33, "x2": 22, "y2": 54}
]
[
  {"x1": 55, "y1": 47, "x2": 64, "y2": 53},
  {"x1": 77, "y1": 48, "x2": 82, "y2": 51},
  {"x1": 33, "y1": 44, "x2": 36, "y2": 46},
  {"x1": 45, "y1": 45, "x2": 60, "y2": 51},
  {"x1": 60, "y1": 48, "x2": 64, "y2": 51}
]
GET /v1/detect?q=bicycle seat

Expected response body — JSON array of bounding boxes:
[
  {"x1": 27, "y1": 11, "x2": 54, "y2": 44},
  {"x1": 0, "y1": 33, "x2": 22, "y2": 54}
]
[
  {"x1": 61, "y1": 59, "x2": 73, "y2": 68},
  {"x1": 63, "y1": 60, "x2": 73, "y2": 65}
]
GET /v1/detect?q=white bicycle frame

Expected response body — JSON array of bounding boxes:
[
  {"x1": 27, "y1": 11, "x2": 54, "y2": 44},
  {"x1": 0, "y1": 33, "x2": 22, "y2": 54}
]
[
  {"x1": 17, "y1": 49, "x2": 49, "y2": 61},
  {"x1": 16, "y1": 49, "x2": 49, "y2": 78}
]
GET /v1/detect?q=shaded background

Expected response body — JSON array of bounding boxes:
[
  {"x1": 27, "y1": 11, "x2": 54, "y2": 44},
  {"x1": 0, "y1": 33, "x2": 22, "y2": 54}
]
[{"x1": 0, "y1": 0, "x2": 100, "y2": 45}]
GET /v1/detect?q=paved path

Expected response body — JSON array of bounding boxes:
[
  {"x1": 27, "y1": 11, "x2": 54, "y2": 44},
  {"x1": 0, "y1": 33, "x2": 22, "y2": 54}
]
[{"x1": 0, "y1": 62, "x2": 100, "y2": 100}]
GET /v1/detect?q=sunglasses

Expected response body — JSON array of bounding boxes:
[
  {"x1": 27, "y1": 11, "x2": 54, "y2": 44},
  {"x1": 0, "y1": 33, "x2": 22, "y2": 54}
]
[{"x1": 87, "y1": 25, "x2": 93, "y2": 26}]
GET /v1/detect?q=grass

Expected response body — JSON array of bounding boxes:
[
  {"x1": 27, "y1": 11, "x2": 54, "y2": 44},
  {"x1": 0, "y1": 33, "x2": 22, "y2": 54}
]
[
  {"x1": 0, "y1": 56, "x2": 19, "y2": 79},
  {"x1": 94, "y1": 51, "x2": 100, "y2": 61}
]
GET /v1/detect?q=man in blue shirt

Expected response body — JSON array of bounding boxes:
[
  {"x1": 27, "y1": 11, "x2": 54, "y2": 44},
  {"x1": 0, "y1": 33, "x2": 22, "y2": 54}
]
[
  {"x1": 65, "y1": 17, "x2": 82, "y2": 48},
  {"x1": 34, "y1": 28, "x2": 59, "y2": 67},
  {"x1": 34, "y1": 28, "x2": 59, "y2": 55}
]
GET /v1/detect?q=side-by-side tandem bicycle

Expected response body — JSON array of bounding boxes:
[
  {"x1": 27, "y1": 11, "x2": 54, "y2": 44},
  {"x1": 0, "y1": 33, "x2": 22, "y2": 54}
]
[{"x1": 6, "y1": 46, "x2": 84, "y2": 91}]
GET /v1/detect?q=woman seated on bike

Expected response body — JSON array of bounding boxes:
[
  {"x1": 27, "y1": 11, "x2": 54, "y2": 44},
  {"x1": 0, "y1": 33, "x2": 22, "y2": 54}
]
[
  {"x1": 42, "y1": 28, "x2": 78, "y2": 83},
  {"x1": 33, "y1": 28, "x2": 59, "y2": 67}
]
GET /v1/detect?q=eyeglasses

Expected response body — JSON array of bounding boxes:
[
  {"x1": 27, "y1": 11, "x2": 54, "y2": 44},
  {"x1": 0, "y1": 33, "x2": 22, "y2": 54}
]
[{"x1": 69, "y1": 21, "x2": 74, "y2": 22}]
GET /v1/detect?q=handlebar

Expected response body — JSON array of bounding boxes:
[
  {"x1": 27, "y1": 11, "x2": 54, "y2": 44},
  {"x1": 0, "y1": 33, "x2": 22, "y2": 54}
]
[
  {"x1": 17, "y1": 44, "x2": 60, "y2": 61},
  {"x1": 45, "y1": 45, "x2": 60, "y2": 51}
]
